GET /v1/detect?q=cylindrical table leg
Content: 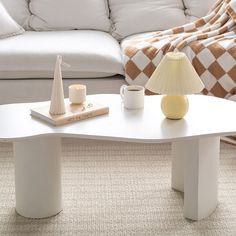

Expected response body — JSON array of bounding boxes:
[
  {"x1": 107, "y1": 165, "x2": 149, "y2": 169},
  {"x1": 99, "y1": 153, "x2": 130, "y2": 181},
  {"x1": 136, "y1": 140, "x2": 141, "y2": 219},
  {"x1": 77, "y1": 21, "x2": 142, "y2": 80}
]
[
  {"x1": 183, "y1": 137, "x2": 220, "y2": 220},
  {"x1": 14, "y1": 137, "x2": 62, "y2": 219},
  {"x1": 172, "y1": 137, "x2": 220, "y2": 220}
]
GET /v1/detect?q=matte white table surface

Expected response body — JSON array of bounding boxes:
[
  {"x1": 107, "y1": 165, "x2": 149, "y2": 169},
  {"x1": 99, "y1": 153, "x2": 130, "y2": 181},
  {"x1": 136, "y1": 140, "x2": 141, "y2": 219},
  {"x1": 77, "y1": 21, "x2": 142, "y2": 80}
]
[
  {"x1": 0, "y1": 94, "x2": 236, "y2": 142},
  {"x1": 1, "y1": 94, "x2": 236, "y2": 220}
]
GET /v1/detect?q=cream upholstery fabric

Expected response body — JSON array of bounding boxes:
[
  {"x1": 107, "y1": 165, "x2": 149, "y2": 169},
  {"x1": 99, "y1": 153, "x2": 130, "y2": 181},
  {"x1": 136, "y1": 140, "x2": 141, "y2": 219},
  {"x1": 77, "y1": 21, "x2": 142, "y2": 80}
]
[
  {"x1": 0, "y1": 76, "x2": 126, "y2": 104},
  {"x1": 0, "y1": 2, "x2": 25, "y2": 39},
  {"x1": 1, "y1": 0, "x2": 30, "y2": 29},
  {"x1": 29, "y1": 0, "x2": 111, "y2": 32},
  {"x1": 183, "y1": 0, "x2": 216, "y2": 19},
  {"x1": 109, "y1": 0, "x2": 186, "y2": 40},
  {"x1": 0, "y1": 71, "x2": 117, "y2": 79},
  {"x1": 0, "y1": 30, "x2": 124, "y2": 79}
]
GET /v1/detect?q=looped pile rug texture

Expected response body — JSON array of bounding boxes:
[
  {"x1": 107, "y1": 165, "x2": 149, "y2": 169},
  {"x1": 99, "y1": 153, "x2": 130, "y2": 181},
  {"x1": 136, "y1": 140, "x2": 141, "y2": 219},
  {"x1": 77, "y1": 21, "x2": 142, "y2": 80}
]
[{"x1": 0, "y1": 138, "x2": 236, "y2": 235}]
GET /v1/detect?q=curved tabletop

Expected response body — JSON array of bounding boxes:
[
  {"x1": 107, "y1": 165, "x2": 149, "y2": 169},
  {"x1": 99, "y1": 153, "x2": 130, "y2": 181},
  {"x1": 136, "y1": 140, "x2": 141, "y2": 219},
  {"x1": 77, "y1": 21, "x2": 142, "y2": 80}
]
[{"x1": 0, "y1": 94, "x2": 236, "y2": 142}]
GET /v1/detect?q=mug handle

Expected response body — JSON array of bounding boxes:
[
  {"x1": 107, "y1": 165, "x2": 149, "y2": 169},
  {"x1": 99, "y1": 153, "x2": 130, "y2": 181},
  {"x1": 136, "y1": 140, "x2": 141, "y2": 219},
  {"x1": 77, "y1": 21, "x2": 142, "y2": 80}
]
[{"x1": 120, "y1": 85, "x2": 127, "y2": 100}]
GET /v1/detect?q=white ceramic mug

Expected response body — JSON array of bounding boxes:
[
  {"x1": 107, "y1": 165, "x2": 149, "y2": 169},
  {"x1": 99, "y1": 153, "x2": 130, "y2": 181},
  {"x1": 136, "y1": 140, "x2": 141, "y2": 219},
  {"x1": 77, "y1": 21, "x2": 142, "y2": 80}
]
[
  {"x1": 69, "y1": 84, "x2": 86, "y2": 104},
  {"x1": 120, "y1": 85, "x2": 145, "y2": 109}
]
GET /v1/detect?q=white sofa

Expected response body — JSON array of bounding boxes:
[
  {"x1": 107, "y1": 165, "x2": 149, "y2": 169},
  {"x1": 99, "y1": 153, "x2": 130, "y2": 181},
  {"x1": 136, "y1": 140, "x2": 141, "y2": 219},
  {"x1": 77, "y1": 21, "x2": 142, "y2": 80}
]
[{"x1": 0, "y1": 0, "x2": 215, "y2": 104}]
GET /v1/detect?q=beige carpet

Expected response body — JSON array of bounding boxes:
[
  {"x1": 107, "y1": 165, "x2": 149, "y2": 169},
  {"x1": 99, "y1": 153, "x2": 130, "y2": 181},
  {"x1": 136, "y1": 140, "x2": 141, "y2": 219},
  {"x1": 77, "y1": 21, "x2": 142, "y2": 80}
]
[{"x1": 0, "y1": 139, "x2": 236, "y2": 236}]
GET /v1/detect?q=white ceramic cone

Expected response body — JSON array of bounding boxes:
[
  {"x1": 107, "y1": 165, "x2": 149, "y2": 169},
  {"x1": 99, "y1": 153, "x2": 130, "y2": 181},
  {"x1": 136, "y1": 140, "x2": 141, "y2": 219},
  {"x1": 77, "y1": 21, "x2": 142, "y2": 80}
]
[{"x1": 49, "y1": 55, "x2": 66, "y2": 115}]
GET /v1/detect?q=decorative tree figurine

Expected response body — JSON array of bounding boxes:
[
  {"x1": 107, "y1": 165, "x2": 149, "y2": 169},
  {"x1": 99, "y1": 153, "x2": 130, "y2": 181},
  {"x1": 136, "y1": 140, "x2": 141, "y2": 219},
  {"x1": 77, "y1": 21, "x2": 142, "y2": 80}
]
[{"x1": 49, "y1": 55, "x2": 67, "y2": 115}]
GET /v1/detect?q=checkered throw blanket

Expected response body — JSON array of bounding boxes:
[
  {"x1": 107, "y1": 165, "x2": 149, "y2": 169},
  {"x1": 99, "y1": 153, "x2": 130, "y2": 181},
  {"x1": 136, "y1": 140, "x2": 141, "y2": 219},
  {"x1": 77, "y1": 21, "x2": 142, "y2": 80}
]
[{"x1": 122, "y1": 0, "x2": 236, "y2": 99}]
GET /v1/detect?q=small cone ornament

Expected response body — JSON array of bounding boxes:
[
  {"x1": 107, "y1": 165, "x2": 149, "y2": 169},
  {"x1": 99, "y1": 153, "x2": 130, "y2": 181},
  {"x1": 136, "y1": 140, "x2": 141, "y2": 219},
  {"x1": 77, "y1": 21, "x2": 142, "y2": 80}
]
[{"x1": 49, "y1": 55, "x2": 66, "y2": 115}]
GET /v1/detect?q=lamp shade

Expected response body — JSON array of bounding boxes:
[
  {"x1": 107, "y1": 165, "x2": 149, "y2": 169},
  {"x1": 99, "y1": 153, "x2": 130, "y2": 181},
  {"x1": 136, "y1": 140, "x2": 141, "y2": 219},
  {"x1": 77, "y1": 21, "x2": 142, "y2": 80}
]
[{"x1": 145, "y1": 52, "x2": 204, "y2": 95}]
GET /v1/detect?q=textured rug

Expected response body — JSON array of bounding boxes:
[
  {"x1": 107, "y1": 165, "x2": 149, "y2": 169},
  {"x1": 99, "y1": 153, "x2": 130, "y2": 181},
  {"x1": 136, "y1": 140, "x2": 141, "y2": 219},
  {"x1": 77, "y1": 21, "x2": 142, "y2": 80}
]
[{"x1": 0, "y1": 139, "x2": 236, "y2": 236}]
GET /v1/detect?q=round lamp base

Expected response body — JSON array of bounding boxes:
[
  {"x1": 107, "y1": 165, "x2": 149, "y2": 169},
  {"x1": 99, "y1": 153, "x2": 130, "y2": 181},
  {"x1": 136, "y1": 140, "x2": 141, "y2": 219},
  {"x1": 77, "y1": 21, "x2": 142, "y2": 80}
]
[{"x1": 161, "y1": 95, "x2": 189, "y2": 119}]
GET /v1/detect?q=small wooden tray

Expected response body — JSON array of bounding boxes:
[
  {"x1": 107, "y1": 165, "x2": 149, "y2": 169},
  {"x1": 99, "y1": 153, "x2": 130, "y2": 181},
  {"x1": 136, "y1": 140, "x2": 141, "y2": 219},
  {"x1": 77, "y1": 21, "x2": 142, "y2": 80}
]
[{"x1": 31, "y1": 100, "x2": 109, "y2": 126}]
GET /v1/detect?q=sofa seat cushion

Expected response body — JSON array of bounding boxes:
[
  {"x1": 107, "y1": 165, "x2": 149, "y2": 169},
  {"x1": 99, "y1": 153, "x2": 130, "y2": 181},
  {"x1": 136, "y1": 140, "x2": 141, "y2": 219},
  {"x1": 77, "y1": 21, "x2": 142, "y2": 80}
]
[{"x1": 0, "y1": 30, "x2": 124, "y2": 79}]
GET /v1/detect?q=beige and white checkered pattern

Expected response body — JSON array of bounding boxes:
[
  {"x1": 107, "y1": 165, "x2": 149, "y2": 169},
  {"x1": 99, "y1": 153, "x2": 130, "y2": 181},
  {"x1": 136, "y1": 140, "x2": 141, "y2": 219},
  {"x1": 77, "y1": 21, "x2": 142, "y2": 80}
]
[{"x1": 122, "y1": 0, "x2": 236, "y2": 99}]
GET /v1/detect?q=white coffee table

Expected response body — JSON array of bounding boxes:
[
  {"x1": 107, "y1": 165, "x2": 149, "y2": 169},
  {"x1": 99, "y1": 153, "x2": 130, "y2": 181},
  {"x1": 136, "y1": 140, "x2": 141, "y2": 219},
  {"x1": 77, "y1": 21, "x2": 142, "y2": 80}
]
[{"x1": 1, "y1": 94, "x2": 236, "y2": 220}]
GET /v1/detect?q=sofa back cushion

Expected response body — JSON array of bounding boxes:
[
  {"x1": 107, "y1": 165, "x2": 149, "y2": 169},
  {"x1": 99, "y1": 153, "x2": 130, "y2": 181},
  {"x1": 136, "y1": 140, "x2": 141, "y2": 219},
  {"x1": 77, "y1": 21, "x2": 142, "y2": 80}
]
[
  {"x1": 29, "y1": 0, "x2": 111, "y2": 32},
  {"x1": 109, "y1": 0, "x2": 186, "y2": 40},
  {"x1": 1, "y1": 0, "x2": 30, "y2": 29},
  {"x1": 0, "y1": 1, "x2": 25, "y2": 39},
  {"x1": 183, "y1": 0, "x2": 216, "y2": 22}
]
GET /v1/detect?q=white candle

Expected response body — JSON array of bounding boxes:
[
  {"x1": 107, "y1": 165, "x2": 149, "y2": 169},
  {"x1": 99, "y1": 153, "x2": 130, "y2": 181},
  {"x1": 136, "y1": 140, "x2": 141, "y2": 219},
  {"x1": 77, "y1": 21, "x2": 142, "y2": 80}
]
[{"x1": 69, "y1": 84, "x2": 86, "y2": 104}]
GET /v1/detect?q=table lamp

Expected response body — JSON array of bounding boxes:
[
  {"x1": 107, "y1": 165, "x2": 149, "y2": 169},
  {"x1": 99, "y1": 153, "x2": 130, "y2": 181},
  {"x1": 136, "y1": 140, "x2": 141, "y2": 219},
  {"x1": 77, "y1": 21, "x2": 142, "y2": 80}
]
[{"x1": 145, "y1": 52, "x2": 204, "y2": 119}]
